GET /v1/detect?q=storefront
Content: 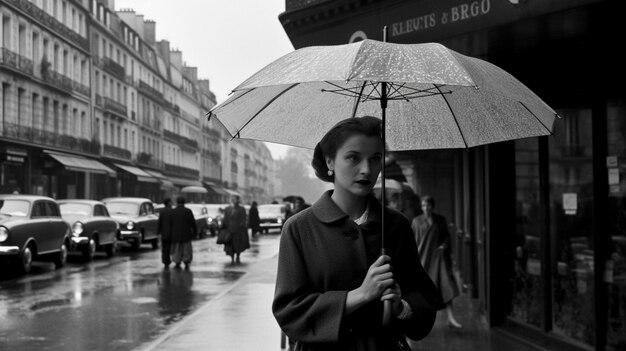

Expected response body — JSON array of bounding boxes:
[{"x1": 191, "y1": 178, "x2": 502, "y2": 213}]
[
  {"x1": 279, "y1": 1, "x2": 625, "y2": 350},
  {"x1": 111, "y1": 163, "x2": 161, "y2": 200}
]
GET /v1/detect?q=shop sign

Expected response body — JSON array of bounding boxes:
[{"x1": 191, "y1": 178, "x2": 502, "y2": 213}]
[{"x1": 0, "y1": 148, "x2": 27, "y2": 164}]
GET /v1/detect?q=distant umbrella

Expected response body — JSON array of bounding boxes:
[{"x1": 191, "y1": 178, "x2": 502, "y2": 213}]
[{"x1": 181, "y1": 186, "x2": 208, "y2": 194}]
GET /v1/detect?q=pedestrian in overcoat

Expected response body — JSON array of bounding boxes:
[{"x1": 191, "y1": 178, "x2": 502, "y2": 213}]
[
  {"x1": 272, "y1": 116, "x2": 443, "y2": 351},
  {"x1": 158, "y1": 198, "x2": 174, "y2": 268},
  {"x1": 248, "y1": 201, "x2": 261, "y2": 237},
  {"x1": 412, "y1": 195, "x2": 462, "y2": 328},
  {"x1": 170, "y1": 197, "x2": 196, "y2": 269},
  {"x1": 222, "y1": 195, "x2": 249, "y2": 264}
]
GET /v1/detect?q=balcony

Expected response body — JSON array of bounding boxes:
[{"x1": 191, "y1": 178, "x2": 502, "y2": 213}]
[
  {"x1": 42, "y1": 67, "x2": 73, "y2": 95},
  {"x1": 0, "y1": 48, "x2": 33, "y2": 77},
  {"x1": 163, "y1": 163, "x2": 199, "y2": 179},
  {"x1": 0, "y1": 121, "x2": 100, "y2": 154},
  {"x1": 137, "y1": 80, "x2": 163, "y2": 101},
  {"x1": 101, "y1": 57, "x2": 126, "y2": 81},
  {"x1": 136, "y1": 152, "x2": 162, "y2": 168},
  {"x1": 163, "y1": 129, "x2": 198, "y2": 149},
  {"x1": 5, "y1": 0, "x2": 89, "y2": 51},
  {"x1": 103, "y1": 97, "x2": 128, "y2": 118},
  {"x1": 103, "y1": 144, "x2": 131, "y2": 160}
]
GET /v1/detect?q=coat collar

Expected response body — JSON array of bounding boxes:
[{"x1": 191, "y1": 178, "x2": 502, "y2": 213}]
[{"x1": 312, "y1": 190, "x2": 383, "y2": 225}]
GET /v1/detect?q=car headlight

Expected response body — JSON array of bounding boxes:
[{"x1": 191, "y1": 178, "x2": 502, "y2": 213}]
[
  {"x1": 277, "y1": 218, "x2": 283, "y2": 224},
  {"x1": 72, "y1": 222, "x2": 84, "y2": 236},
  {"x1": 0, "y1": 226, "x2": 8, "y2": 242},
  {"x1": 126, "y1": 221, "x2": 135, "y2": 230},
  {"x1": 207, "y1": 217, "x2": 213, "y2": 224}
]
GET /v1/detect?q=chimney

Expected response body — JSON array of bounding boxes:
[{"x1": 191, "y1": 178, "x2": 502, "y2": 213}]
[
  {"x1": 157, "y1": 40, "x2": 170, "y2": 65},
  {"x1": 170, "y1": 50, "x2": 183, "y2": 69},
  {"x1": 144, "y1": 20, "x2": 156, "y2": 46}
]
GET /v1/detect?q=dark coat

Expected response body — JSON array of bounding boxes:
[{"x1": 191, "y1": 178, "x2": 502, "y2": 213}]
[
  {"x1": 412, "y1": 213, "x2": 460, "y2": 305},
  {"x1": 170, "y1": 205, "x2": 196, "y2": 243},
  {"x1": 157, "y1": 205, "x2": 173, "y2": 241},
  {"x1": 222, "y1": 204, "x2": 249, "y2": 254},
  {"x1": 273, "y1": 191, "x2": 443, "y2": 350},
  {"x1": 248, "y1": 205, "x2": 260, "y2": 232}
]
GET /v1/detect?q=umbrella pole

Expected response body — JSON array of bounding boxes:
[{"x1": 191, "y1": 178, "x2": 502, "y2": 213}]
[{"x1": 381, "y1": 26, "x2": 392, "y2": 328}]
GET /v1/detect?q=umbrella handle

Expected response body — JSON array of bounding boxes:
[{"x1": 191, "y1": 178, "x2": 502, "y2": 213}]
[{"x1": 381, "y1": 248, "x2": 393, "y2": 327}]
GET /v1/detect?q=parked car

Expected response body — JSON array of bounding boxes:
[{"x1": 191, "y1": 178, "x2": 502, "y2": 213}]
[
  {"x1": 101, "y1": 197, "x2": 159, "y2": 250},
  {"x1": 202, "y1": 203, "x2": 229, "y2": 236},
  {"x1": 257, "y1": 204, "x2": 287, "y2": 233},
  {"x1": 0, "y1": 194, "x2": 71, "y2": 274},
  {"x1": 58, "y1": 199, "x2": 119, "y2": 261}
]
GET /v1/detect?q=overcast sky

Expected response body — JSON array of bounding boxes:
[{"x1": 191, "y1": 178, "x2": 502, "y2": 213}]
[{"x1": 114, "y1": 0, "x2": 295, "y2": 159}]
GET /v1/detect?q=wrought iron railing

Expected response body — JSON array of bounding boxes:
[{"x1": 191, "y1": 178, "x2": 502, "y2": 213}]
[
  {"x1": 103, "y1": 144, "x2": 131, "y2": 160},
  {"x1": 101, "y1": 57, "x2": 126, "y2": 80},
  {"x1": 103, "y1": 96, "x2": 128, "y2": 117},
  {"x1": 0, "y1": 121, "x2": 100, "y2": 154},
  {"x1": 42, "y1": 69, "x2": 73, "y2": 93},
  {"x1": 5, "y1": 0, "x2": 89, "y2": 51},
  {"x1": 0, "y1": 48, "x2": 34, "y2": 76},
  {"x1": 138, "y1": 80, "x2": 163, "y2": 101}
]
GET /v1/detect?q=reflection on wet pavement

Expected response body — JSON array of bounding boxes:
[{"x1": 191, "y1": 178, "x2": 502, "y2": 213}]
[{"x1": 0, "y1": 234, "x2": 279, "y2": 351}]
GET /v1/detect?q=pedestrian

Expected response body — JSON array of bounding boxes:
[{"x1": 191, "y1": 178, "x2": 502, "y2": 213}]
[
  {"x1": 248, "y1": 201, "x2": 261, "y2": 237},
  {"x1": 170, "y1": 197, "x2": 197, "y2": 270},
  {"x1": 412, "y1": 195, "x2": 463, "y2": 329},
  {"x1": 401, "y1": 193, "x2": 422, "y2": 222},
  {"x1": 273, "y1": 116, "x2": 442, "y2": 350},
  {"x1": 158, "y1": 198, "x2": 173, "y2": 269},
  {"x1": 293, "y1": 196, "x2": 310, "y2": 214},
  {"x1": 222, "y1": 195, "x2": 249, "y2": 264}
]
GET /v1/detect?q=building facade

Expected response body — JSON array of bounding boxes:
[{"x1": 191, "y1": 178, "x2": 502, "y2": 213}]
[
  {"x1": 279, "y1": 1, "x2": 625, "y2": 350},
  {"x1": 0, "y1": 0, "x2": 277, "y2": 205}
]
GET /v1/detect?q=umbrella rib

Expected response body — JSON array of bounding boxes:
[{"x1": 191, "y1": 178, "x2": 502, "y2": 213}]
[
  {"x1": 234, "y1": 83, "x2": 299, "y2": 137},
  {"x1": 206, "y1": 88, "x2": 256, "y2": 119},
  {"x1": 518, "y1": 101, "x2": 555, "y2": 136},
  {"x1": 350, "y1": 82, "x2": 367, "y2": 118},
  {"x1": 434, "y1": 84, "x2": 469, "y2": 148}
]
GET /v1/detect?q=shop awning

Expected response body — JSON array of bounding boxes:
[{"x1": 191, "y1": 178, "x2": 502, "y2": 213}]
[
  {"x1": 170, "y1": 177, "x2": 203, "y2": 188},
  {"x1": 223, "y1": 189, "x2": 242, "y2": 198},
  {"x1": 113, "y1": 163, "x2": 159, "y2": 183},
  {"x1": 204, "y1": 182, "x2": 230, "y2": 196},
  {"x1": 45, "y1": 151, "x2": 116, "y2": 176},
  {"x1": 143, "y1": 169, "x2": 175, "y2": 189}
]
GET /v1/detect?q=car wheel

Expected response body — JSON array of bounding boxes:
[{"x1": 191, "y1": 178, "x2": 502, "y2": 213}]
[
  {"x1": 105, "y1": 237, "x2": 117, "y2": 258},
  {"x1": 16, "y1": 245, "x2": 34, "y2": 275},
  {"x1": 53, "y1": 241, "x2": 68, "y2": 268},
  {"x1": 82, "y1": 238, "x2": 96, "y2": 261}
]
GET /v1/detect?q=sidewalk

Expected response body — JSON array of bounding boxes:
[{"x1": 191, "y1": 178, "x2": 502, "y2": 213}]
[{"x1": 139, "y1": 238, "x2": 542, "y2": 351}]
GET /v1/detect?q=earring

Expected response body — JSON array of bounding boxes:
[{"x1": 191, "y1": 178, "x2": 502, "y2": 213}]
[{"x1": 327, "y1": 169, "x2": 334, "y2": 176}]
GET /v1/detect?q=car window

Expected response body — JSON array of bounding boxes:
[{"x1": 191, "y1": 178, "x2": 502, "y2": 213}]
[
  {"x1": 0, "y1": 199, "x2": 30, "y2": 216},
  {"x1": 31, "y1": 202, "x2": 47, "y2": 218},
  {"x1": 146, "y1": 203, "x2": 154, "y2": 214},
  {"x1": 45, "y1": 201, "x2": 60, "y2": 217},
  {"x1": 94, "y1": 204, "x2": 109, "y2": 217}
]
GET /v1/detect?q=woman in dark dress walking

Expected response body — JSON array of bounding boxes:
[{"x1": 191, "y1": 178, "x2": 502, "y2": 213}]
[
  {"x1": 222, "y1": 195, "x2": 249, "y2": 264},
  {"x1": 248, "y1": 201, "x2": 261, "y2": 237}
]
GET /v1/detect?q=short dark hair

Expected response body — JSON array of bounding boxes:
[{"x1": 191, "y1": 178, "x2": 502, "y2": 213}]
[
  {"x1": 312, "y1": 116, "x2": 383, "y2": 182},
  {"x1": 163, "y1": 198, "x2": 172, "y2": 206},
  {"x1": 176, "y1": 197, "x2": 186, "y2": 205},
  {"x1": 422, "y1": 195, "x2": 435, "y2": 208}
]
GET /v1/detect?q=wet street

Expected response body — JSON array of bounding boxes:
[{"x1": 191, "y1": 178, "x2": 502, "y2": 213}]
[{"x1": 0, "y1": 232, "x2": 281, "y2": 351}]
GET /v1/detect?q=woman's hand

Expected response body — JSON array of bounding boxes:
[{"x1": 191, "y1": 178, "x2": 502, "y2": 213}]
[
  {"x1": 381, "y1": 282, "x2": 403, "y2": 316},
  {"x1": 345, "y1": 255, "x2": 394, "y2": 314}
]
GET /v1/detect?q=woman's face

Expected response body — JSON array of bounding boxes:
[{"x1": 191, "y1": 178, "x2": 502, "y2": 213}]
[
  {"x1": 421, "y1": 200, "x2": 433, "y2": 216},
  {"x1": 327, "y1": 134, "x2": 383, "y2": 198}
]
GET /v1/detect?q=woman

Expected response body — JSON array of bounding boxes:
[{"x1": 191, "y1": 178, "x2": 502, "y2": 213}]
[
  {"x1": 412, "y1": 195, "x2": 462, "y2": 328},
  {"x1": 272, "y1": 116, "x2": 442, "y2": 350},
  {"x1": 248, "y1": 201, "x2": 261, "y2": 237},
  {"x1": 222, "y1": 195, "x2": 249, "y2": 264}
]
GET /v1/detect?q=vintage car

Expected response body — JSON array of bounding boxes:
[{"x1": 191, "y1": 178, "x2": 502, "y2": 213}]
[
  {"x1": 257, "y1": 204, "x2": 287, "y2": 233},
  {"x1": 0, "y1": 194, "x2": 71, "y2": 274},
  {"x1": 101, "y1": 197, "x2": 159, "y2": 250},
  {"x1": 58, "y1": 199, "x2": 119, "y2": 260}
]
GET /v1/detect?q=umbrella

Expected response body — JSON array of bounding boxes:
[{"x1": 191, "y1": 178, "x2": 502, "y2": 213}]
[
  {"x1": 181, "y1": 186, "x2": 208, "y2": 194},
  {"x1": 207, "y1": 28, "x2": 558, "y2": 324}
]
